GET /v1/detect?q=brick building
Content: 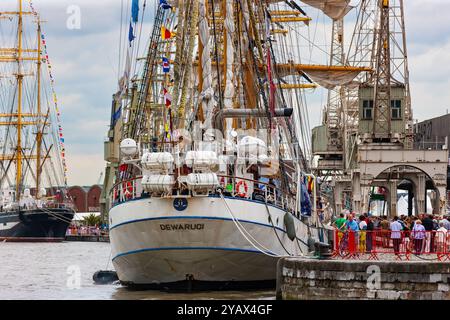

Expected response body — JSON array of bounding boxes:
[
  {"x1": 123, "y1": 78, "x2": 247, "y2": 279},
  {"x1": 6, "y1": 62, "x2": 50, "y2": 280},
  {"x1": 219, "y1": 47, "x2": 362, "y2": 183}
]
[{"x1": 67, "y1": 185, "x2": 103, "y2": 213}]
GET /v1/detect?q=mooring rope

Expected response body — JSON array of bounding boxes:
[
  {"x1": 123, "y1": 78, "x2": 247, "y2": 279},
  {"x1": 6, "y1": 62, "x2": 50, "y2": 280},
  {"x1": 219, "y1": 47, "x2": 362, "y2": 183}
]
[
  {"x1": 262, "y1": 200, "x2": 294, "y2": 256},
  {"x1": 218, "y1": 191, "x2": 307, "y2": 259},
  {"x1": 219, "y1": 192, "x2": 283, "y2": 258},
  {"x1": 38, "y1": 206, "x2": 73, "y2": 224}
]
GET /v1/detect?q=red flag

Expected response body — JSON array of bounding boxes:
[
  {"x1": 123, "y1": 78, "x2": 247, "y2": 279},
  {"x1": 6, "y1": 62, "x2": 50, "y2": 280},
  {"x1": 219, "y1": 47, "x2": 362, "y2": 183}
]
[
  {"x1": 164, "y1": 88, "x2": 172, "y2": 107},
  {"x1": 161, "y1": 26, "x2": 175, "y2": 40}
]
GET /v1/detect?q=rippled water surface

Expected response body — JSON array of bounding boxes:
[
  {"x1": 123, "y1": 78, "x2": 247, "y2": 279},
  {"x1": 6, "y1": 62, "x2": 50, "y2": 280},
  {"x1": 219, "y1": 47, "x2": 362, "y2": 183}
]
[{"x1": 0, "y1": 242, "x2": 274, "y2": 300}]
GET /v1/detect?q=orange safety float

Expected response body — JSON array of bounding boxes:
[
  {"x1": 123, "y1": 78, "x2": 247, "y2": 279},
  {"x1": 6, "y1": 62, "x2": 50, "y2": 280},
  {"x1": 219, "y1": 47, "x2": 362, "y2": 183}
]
[{"x1": 235, "y1": 180, "x2": 248, "y2": 198}]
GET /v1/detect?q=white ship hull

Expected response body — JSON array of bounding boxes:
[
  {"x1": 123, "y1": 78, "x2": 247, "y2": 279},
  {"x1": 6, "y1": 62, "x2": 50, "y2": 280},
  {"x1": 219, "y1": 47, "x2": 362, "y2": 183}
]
[{"x1": 109, "y1": 195, "x2": 324, "y2": 286}]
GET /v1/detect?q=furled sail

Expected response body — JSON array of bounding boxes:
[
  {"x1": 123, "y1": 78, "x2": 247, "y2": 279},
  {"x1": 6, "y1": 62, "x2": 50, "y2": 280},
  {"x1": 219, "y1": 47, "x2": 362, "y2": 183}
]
[
  {"x1": 305, "y1": 70, "x2": 360, "y2": 90},
  {"x1": 275, "y1": 64, "x2": 367, "y2": 90},
  {"x1": 223, "y1": 0, "x2": 235, "y2": 134},
  {"x1": 300, "y1": 0, "x2": 353, "y2": 20},
  {"x1": 199, "y1": 0, "x2": 216, "y2": 130}
]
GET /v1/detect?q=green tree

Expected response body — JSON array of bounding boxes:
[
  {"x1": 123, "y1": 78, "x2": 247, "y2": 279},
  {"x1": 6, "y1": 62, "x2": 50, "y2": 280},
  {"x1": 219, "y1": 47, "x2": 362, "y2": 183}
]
[{"x1": 83, "y1": 213, "x2": 102, "y2": 226}]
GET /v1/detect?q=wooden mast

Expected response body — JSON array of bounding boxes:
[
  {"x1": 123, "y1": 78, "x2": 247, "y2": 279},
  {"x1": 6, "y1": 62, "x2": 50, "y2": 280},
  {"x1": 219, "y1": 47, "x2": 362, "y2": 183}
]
[
  {"x1": 0, "y1": 2, "x2": 42, "y2": 194},
  {"x1": 16, "y1": 0, "x2": 24, "y2": 199},
  {"x1": 196, "y1": 0, "x2": 205, "y2": 123},
  {"x1": 36, "y1": 17, "x2": 43, "y2": 198}
]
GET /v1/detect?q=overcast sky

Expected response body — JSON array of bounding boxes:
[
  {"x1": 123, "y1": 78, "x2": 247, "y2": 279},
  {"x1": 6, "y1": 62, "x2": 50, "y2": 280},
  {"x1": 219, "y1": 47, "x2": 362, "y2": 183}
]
[{"x1": 15, "y1": 0, "x2": 450, "y2": 186}]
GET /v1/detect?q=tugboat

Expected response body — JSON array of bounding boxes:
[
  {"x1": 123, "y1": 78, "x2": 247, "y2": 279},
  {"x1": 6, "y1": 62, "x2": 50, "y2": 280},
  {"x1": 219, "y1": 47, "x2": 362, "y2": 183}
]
[{"x1": 0, "y1": 0, "x2": 74, "y2": 241}]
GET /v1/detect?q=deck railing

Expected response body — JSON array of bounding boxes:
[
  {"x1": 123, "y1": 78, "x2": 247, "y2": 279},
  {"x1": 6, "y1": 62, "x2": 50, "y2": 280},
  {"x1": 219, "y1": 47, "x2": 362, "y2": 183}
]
[
  {"x1": 110, "y1": 174, "x2": 298, "y2": 215},
  {"x1": 0, "y1": 201, "x2": 74, "y2": 213}
]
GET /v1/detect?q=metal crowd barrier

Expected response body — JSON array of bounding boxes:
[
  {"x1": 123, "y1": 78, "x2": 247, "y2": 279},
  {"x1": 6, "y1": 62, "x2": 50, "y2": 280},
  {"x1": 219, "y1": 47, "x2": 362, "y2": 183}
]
[{"x1": 332, "y1": 229, "x2": 450, "y2": 261}]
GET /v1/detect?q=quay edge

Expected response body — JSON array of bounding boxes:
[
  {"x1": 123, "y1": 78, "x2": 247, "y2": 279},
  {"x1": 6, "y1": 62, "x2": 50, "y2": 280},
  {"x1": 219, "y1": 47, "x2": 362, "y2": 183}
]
[{"x1": 278, "y1": 258, "x2": 450, "y2": 300}]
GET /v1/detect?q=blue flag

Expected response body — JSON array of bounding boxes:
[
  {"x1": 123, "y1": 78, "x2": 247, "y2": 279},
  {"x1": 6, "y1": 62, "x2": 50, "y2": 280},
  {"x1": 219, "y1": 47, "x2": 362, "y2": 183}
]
[
  {"x1": 162, "y1": 57, "x2": 170, "y2": 73},
  {"x1": 160, "y1": 0, "x2": 172, "y2": 10},
  {"x1": 128, "y1": 23, "x2": 135, "y2": 44},
  {"x1": 300, "y1": 182, "x2": 312, "y2": 216},
  {"x1": 112, "y1": 107, "x2": 122, "y2": 126},
  {"x1": 132, "y1": 0, "x2": 139, "y2": 23}
]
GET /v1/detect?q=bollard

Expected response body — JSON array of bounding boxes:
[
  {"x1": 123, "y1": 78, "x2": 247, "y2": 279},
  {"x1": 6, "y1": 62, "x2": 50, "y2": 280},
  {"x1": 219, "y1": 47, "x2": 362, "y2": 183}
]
[
  {"x1": 276, "y1": 258, "x2": 284, "y2": 300},
  {"x1": 314, "y1": 241, "x2": 332, "y2": 259}
]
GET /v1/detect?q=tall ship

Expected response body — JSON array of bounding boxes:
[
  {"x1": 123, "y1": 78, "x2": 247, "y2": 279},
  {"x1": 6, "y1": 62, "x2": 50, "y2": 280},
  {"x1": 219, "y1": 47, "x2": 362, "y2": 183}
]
[
  {"x1": 103, "y1": 0, "x2": 369, "y2": 288},
  {"x1": 0, "y1": 0, "x2": 74, "y2": 242}
]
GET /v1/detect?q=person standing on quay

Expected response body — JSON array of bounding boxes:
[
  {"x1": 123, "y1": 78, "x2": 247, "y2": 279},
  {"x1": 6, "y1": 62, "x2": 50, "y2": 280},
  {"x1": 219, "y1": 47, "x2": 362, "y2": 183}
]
[
  {"x1": 346, "y1": 214, "x2": 359, "y2": 231},
  {"x1": 358, "y1": 215, "x2": 367, "y2": 253},
  {"x1": 333, "y1": 213, "x2": 347, "y2": 246},
  {"x1": 441, "y1": 215, "x2": 450, "y2": 230},
  {"x1": 422, "y1": 214, "x2": 435, "y2": 253},
  {"x1": 346, "y1": 214, "x2": 359, "y2": 252},
  {"x1": 412, "y1": 220, "x2": 426, "y2": 255},
  {"x1": 435, "y1": 222, "x2": 448, "y2": 254},
  {"x1": 380, "y1": 216, "x2": 390, "y2": 248},
  {"x1": 390, "y1": 216, "x2": 403, "y2": 255},
  {"x1": 366, "y1": 215, "x2": 375, "y2": 252}
]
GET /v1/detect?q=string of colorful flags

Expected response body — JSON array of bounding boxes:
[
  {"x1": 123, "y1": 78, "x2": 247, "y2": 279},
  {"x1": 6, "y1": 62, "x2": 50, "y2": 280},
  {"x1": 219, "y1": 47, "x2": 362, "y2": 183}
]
[
  {"x1": 160, "y1": 1, "x2": 175, "y2": 140},
  {"x1": 128, "y1": 1, "x2": 174, "y2": 44},
  {"x1": 29, "y1": 0, "x2": 69, "y2": 186},
  {"x1": 128, "y1": 1, "x2": 174, "y2": 140},
  {"x1": 304, "y1": 175, "x2": 315, "y2": 193}
]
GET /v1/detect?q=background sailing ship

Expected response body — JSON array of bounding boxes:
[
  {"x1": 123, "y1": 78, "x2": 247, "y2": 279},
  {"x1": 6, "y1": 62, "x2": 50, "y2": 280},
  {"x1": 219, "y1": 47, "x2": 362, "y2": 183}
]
[{"x1": 0, "y1": 0, "x2": 74, "y2": 241}]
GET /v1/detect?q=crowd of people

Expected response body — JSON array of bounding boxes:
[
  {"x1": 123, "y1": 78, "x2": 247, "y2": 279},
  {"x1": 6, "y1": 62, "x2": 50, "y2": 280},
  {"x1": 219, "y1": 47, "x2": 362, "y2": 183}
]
[
  {"x1": 66, "y1": 225, "x2": 108, "y2": 237},
  {"x1": 332, "y1": 212, "x2": 450, "y2": 255}
]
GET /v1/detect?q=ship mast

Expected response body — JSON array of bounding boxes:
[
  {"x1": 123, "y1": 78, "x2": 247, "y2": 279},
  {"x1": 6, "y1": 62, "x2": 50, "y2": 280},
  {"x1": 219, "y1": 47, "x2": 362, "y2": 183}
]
[
  {"x1": 0, "y1": 0, "x2": 47, "y2": 199},
  {"x1": 16, "y1": 0, "x2": 24, "y2": 198},
  {"x1": 36, "y1": 17, "x2": 43, "y2": 198}
]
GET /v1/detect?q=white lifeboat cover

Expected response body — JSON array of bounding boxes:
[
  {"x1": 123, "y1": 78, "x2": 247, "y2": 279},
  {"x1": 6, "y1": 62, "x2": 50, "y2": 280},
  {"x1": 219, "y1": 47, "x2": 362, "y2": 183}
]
[
  {"x1": 185, "y1": 151, "x2": 218, "y2": 168},
  {"x1": 186, "y1": 173, "x2": 219, "y2": 191},
  {"x1": 141, "y1": 175, "x2": 174, "y2": 193},
  {"x1": 237, "y1": 136, "x2": 267, "y2": 158},
  {"x1": 141, "y1": 152, "x2": 174, "y2": 171}
]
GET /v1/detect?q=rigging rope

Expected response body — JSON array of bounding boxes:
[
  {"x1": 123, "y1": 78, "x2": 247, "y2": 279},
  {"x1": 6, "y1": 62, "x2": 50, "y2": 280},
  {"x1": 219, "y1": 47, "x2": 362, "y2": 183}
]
[
  {"x1": 263, "y1": 199, "x2": 294, "y2": 256},
  {"x1": 29, "y1": 0, "x2": 68, "y2": 186},
  {"x1": 219, "y1": 191, "x2": 315, "y2": 258},
  {"x1": 177, "y1": 0, "x2": 199, "y2": 129},
  {"x1": 219, "y1": 191, "x2": 284, "y2": 258}
]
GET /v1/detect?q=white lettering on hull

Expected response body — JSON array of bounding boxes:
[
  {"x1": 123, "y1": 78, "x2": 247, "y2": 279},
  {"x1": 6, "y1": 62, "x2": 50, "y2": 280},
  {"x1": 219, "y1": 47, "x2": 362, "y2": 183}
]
[{"x1": 0, "y1": 222, "x2": 19, "y2": 231}]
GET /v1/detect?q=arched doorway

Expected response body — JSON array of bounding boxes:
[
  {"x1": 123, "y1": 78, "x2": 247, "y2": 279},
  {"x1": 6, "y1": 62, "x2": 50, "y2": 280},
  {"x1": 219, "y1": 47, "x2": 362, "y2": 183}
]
[{"x1": 367, "y1": 165, "x2": 441, "y2": 217}]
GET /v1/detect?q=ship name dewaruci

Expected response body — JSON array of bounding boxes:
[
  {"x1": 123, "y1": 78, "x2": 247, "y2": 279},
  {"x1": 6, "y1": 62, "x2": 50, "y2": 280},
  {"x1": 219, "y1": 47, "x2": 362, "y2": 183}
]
[{"x1": 160, "y1": 224, "x2": 205, "y2": 231}]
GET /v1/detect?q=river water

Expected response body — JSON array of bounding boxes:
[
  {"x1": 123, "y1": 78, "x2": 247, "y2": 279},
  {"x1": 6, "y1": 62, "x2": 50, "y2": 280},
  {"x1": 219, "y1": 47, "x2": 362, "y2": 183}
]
[{"x1": 0, "y1": 242, "x2": 275, "y2": 300}]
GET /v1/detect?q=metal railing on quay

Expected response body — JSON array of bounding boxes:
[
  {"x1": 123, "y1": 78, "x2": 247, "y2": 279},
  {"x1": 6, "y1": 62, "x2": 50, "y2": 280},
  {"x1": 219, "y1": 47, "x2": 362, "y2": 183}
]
[{"x1": 332, "y1": 229, "x2": 450, "y2": 261}]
